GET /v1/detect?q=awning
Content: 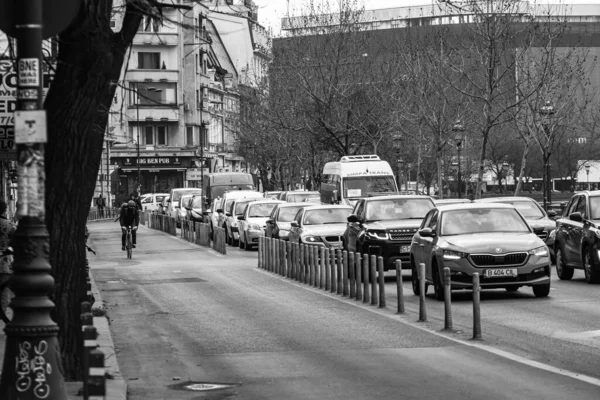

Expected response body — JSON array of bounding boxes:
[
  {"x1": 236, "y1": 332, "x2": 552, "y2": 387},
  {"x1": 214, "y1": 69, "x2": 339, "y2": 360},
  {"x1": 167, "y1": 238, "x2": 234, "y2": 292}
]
[{"x1": 121, "y1": 167, "x2": 188, "y2": 172}]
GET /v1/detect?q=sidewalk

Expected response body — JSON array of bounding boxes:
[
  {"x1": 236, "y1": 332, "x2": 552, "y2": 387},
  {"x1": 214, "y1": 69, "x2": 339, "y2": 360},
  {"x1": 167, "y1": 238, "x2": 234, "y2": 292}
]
[{"x1": 0, "y1": 224, "x2": 126, "y2": 400}]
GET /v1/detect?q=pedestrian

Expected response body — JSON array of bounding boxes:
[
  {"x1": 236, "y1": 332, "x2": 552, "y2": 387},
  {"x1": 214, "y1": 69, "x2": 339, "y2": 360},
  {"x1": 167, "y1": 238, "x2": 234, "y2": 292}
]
[
  {"x1": 0, "y1": 199, "x2": 16, "y2": 313},
  {"x1": 96, "y1": 194, "x2": 106, "y2": 218},
  {"x1": 130, "y1": 192, "x2": 143, "y2": 211}
]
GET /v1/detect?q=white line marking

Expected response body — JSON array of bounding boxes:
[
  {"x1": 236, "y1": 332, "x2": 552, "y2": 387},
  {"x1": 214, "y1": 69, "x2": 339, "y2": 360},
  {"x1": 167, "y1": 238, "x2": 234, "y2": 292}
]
[
  {"x1": 254, "y1": 268, "x2": 600, "y2": 388},
  {"x1": 553, "y1": 330, "x2": 600, "y2": 339}
]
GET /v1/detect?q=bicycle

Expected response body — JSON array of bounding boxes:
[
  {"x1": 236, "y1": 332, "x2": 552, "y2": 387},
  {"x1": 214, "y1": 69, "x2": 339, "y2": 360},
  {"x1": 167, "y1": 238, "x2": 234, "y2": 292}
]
[
  {"x1": 0, "y1": 247, "x2": 14, "y2": 324},
  {"x1": 125, "y1": 226, "x2": 133, "y2": 259}
]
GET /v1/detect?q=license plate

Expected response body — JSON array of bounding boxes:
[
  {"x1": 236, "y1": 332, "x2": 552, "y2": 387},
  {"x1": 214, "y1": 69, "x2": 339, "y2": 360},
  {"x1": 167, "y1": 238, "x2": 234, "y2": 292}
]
[
  {"x1": 400, "y1": 245, "x2": 411, "y2": 253},
  {"x1": 484, "y1": 268, "x2": 517, "y2": 278}
]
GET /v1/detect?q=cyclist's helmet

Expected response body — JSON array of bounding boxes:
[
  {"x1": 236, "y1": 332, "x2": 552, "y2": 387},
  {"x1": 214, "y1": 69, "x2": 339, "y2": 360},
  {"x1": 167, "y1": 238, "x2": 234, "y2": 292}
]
[
  {"x1": 121, "y1": 202, "x2": 128, "y2": 208},
  {"x1": 127, "y1": 200, "x2": 136, "y2": 208}
]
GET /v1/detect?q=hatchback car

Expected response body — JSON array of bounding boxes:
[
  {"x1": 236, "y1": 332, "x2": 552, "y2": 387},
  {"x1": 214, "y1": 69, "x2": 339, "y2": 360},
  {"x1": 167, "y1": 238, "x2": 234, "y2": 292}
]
[
  {"x1": 205, "y1": 190, "x2": 263, "y2": 237},
  {"x1": 554, "y1": 190, "x2": 600, "y2": 283},
  {"x1": 225, "y1": 198, "x2": 259, "y2": 246},
  {"x1": 289, "y1": 205, "x2": 353, "y2": 248},
  {"x1": 411, "y1": 203, "x2": 551, "y2": 300},
  {"x1": 265, "y1": 202, "x2": 312, "y2": 240},
  {"x1": 185, "y1": 195, "x2": 205, "y2": 223},
  {"x1": 238, "y1": 200, "x2": 284, "y2": 250}
]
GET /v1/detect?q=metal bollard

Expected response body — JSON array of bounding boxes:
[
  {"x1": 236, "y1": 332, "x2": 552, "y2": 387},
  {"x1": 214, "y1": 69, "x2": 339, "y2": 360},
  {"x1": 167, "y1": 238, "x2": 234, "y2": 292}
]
[
  {"x1": 319, "y1": 247, "x2": 325, "y2": 289},
  {"x1": 325, "y1": 247, "x2": 331, "y2": 290},
  {"x1": 88, "y1": 348, "x2": 106, "y2": 400},
  {"x1": 258, "y1": 237, "x2": 263, "y2": 269},
  {"x1": 378, "y1": 256, "x2": 386, "y2": 308},
  {"x1": 337, "y1": 249, "x2": 343, "y2": 295},
  {"x1": 443, "y1": 267, "x2": 453, "y2": 331},
  {"x1": 341, "y1": 250, "x2": 348, "y2": 296},
  {"x1": 395, "y1": 260, "x2": 404, "y2": 314},
  {"x1": 363, "y1": 254, "x2": 370, "y2": 304},
  {"x1": 304, "y1": 244, "x2": 310, "y2": 284},
  {"x1": 312, "y1": 246, "x2": 318, "y2": 287},
  {"x1": 286, "y1": 241, "x2": 292, "y2": 278},
  {"x1": 355, "y1": 253, "x2": 362, "y2": 301},
  {"x1": 281, "y1": 240, "x2": 286, "y2": 276},
  {"x1": 472, "y1": 272, "x2": 482, "y2": 340},
  {"x1": 83, "y1": 325, "x2": 98, "y2": 399},
  {"x1": 349, "y1": 251, "x2": 356, "y2": 299},
  {"x1": 330, "y1": 248, "x2": 337, "y2": 293},
  {"x1": 418, "y1": 262, "x2": 427, "y2": 322},
  {"x1": 370, "y1": 255, "x2": 378, "y2": 306}
]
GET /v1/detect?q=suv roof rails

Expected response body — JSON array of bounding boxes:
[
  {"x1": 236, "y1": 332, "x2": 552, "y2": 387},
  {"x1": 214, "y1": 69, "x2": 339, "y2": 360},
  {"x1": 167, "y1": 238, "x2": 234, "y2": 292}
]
[{"x1": 339, "y1": 155, "x2": 381, "y2": 162}]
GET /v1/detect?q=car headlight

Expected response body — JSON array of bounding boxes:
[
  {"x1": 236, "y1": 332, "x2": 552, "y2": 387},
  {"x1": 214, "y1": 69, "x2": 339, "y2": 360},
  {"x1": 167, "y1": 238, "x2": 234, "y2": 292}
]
[
  {"x1": 279, "y1": 229, "x2": 290, "y2": 237},
  {"x1": 248, "y1": 223, "x2": 262, "y2": 231},
  {"x1": 443, "y1": 250, "x2": 467, "y2": 260},
  {"x1": 365, "y1": 230, "x2": 388, "y2": 240},
  {"x1": 528, "y1": 246, "x2": 548, "y2": 257},
  {"x1": 303, "y1": 236, "x2": 322, "y2": 243}
]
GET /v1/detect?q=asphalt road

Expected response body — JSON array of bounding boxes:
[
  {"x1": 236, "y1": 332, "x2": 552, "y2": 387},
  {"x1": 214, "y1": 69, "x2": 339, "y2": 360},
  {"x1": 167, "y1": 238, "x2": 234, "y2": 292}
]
[{"x1": 89, "y1": 221, "x2": 600, "y2": 400}]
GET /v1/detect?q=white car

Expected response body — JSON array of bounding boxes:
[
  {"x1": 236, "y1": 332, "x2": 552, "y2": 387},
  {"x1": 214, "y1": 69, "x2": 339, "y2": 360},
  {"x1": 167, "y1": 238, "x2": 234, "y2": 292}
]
[
  {"x1": 238, "y1": 200, "x2": 284, "y2": 250},
  {"x1": 140, "y1": 193, "x2": 169, "y2": 212},
  {"x1": 206, "y1": 190, "x2": 263, "y2": 237}
]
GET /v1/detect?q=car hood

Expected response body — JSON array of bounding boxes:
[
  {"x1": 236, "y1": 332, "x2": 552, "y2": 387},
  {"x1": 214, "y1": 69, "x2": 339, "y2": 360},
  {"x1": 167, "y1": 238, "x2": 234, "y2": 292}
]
[
  {"x1": 247, "y1": 217, "x2": 269, "y2": 226},
  {"x1": 364, "y1": 220, "x2": 423, "y2": 230},
  {"x1": 442, "y1": 232, "x2": 544, "y2": 253},
  {"x1": 526, "y1": 218, "x2": 556, "y2": 231},
  {"x1": 277, "y1": 222, "x2": 292, "y2": 230},
  {"x1": 302, "y1": 223, "x2": 347, "y2": 236}
]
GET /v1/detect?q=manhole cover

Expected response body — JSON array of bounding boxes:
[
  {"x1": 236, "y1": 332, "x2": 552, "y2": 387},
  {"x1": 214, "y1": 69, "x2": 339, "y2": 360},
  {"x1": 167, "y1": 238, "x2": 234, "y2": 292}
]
[{"x1": 169, "y1": 381, "x2": 239, "y2": 392}]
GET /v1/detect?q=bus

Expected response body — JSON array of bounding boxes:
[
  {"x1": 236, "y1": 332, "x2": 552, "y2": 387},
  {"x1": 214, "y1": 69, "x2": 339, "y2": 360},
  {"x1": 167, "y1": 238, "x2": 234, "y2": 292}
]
[
  {"x1": 202, "y1": 172, "x2": 256, "y2": 208},
  {"x1": 320, "y1": 155, "x2": 398, "y2": 206}
]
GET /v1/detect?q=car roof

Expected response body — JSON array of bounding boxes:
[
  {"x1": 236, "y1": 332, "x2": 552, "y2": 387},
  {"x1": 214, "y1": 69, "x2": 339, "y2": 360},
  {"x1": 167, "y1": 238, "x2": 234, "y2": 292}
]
[
  {"x1": 274, "y1": 202, "x2": 310, "y2": 208},
  {"x1": 571, "y1": 190, "x2": 600, "y2": 197},
  {"x1": 246, "y1": 199, "x2": 285, "y2": 205},
  {"x1": 221, "y1": 190, "x2": 262, "y2": 198},
  {"x1": 302, "y1": 205, "x2": 353, "y2": 211},
  {"x1": 474, "y1": 196, "x2": 535, "y2": 202},
  {"x1": 365, "y1": 195, "x2": 434, "y2": 201},
  {"x1": 436, "y1": 203, "x2": 516, "y2": 211}
]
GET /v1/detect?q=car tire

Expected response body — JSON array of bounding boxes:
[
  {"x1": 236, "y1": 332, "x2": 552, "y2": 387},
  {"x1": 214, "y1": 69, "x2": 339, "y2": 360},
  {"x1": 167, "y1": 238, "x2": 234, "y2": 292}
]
[
  {"x1": 555, "y1": 247, "x2": 574, "y2": 280},
  {"x1": 505, "y1": 287, "x2": 519, "y2": 292},
  {"x1": 532, "y1": 283, "x2": 550, "y2": 298},
  {"x1": 583, "y1": 249, "x2": 600, "y2": 284},
  {"x1": 244, "y1": 233, "x2": 252, "y2": 251},
  {"x1": 432, "y1": 262, "x2": 444, "y2": 301}
]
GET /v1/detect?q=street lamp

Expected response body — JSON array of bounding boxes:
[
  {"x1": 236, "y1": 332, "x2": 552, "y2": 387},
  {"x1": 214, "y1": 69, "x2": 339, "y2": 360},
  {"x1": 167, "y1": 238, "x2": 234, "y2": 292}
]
[
  {"x1": 586, "y1": 164, "x2": 591, "y2": 190},
  {"x1": 397, "y1": 158, "x2": 405, "y2": 192},
  {"x1": 452, "y1": 120, "x2": 465, "y2": 198},
  {"x1": 539, "y1": 100, "x2": 555, "y2": 210},
  {"x1": 393, "y1": 134, "x2": 402, "y2": 190}
]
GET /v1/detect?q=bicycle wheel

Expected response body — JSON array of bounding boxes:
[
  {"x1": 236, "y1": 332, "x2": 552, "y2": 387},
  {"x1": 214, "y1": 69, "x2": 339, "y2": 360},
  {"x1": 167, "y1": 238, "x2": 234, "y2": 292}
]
[
  {"x1": 0, "y1": 280, "x2": 15, "y2": 324},
  {"x1": 126, "y1": 232, "x2": 133, "y2": 259}
]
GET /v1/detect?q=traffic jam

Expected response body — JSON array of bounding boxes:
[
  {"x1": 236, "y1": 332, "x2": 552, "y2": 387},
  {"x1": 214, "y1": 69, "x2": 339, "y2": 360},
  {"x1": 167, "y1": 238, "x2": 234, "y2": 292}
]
[{"x1": 145, "y1": 154, "x2": 599, "y2": 300}]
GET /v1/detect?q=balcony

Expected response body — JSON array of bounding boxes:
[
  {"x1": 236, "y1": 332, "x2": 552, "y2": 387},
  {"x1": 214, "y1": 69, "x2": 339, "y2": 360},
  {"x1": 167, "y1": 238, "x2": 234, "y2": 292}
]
[
  {"x1": 127, "y1": 69, "x2": 178, "y2": 82},
  {"x1": 133, "y1": 32, "x2": 178, "y2": 46},
  {"x1": 126, "y1": 106, "x2": 179, "y2": 122}
]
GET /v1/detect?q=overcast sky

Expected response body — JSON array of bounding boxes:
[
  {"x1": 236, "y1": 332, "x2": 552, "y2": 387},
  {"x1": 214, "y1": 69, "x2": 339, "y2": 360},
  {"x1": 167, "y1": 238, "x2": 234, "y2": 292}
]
[{"x1": 253, "y1": 0, "x2": 600, "y2": 35}]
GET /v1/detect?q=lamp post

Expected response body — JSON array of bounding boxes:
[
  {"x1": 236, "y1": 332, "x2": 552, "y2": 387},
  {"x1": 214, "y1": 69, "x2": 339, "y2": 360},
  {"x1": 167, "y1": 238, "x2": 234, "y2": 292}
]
[
  {"x1": 397, "y1": 158, "x2": 405, "y2": 192},
  {"x1": 393, "y1": 134, "x2": 402, "y2": 190},
  {"x1": 539, "y1": 100, "x2": 555, "y2": 210},
  {"x1": 586, "y1": 164, "x2": 591, "y2": 190},
  {"x1": 452, "y1": 120, "x2": 465, "y2": 198}
]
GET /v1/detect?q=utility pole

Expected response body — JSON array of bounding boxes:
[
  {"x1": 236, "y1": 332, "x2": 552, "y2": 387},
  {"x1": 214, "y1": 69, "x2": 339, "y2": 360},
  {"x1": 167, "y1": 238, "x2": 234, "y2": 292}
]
[{"x1": 0, "y1": 0, "x2": 81, "y2": 398}]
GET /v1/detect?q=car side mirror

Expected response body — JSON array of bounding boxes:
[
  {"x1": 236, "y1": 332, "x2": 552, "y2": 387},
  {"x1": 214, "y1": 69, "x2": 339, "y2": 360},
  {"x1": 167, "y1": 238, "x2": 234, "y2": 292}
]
[
  {"x1": 533, "y1": 226, "x2": 545, "y2": 235},
  {"x1": 237, "y1": 216, "x2": 245, "y2": 221},
  {"x1": 266, "y1": 219, "x2": 273, "y2": 224},
  {"x1": 291, "y1": 221, "x2": 299, "y2": 228},
  {"x1": 569, "y1": 212, "x2": 583, "y2": 222},
  {"x1": 547, "y1": 209, "x2": 557, "y2": 218},
  {"x1": 225, "y1": 212, "x2": 231, "y2": 217},
  {"x1": 347, "y1": 214, "x2": 358, "y2": 223},
  {"x1": 418, "y1": 227, "x2": 435, "y2": 237}
]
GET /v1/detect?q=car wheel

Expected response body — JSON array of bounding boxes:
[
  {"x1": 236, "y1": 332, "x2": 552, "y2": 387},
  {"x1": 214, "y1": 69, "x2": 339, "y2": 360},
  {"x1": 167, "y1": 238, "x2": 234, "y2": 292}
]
[
  {"x1": 583, "y1": 249, "x2": 600, "y2": 284},
  {"x1": 532, "y1": 283, "x2": 550, "y2": 298},
  {"x1": 244, "y1": 233, "x2": 252, "y2": 251},
  {"x1": 505, "y1": 287, "x2": 519, "y2": 292},
  {"x1": 555, "y1": 247, "x2": 574, "y2": 280},
  {"x1": 432, "y1": 262, "x2": 444, "y2": 301}
]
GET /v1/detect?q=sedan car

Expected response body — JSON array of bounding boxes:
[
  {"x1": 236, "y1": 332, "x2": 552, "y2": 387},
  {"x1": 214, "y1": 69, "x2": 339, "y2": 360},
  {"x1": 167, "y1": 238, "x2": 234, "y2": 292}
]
[
  {"x1": 411, "y1": 203, "x2": 551, "y2": 300},
  {"x1": 265, "y1": 202, "x2": 311, "y2": 240},
  {"x1": 238, "y1": 200, "x2": 284, "y2": 250},
  {"x1": 474, "y1": 196, "x2": 557, "y2": 262},
  {"x1": 225, "y1": 198, "x2": 258, "y2": 246},
  {"x1": 289, "y1": 205, "x2": 353, "y2": 248}
]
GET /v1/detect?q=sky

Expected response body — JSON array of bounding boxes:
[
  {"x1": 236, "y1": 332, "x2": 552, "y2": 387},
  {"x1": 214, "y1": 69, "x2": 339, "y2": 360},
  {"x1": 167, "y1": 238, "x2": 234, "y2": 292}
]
[{"x1": 253, "y1": 0, "x2": 600, "y2": 35}]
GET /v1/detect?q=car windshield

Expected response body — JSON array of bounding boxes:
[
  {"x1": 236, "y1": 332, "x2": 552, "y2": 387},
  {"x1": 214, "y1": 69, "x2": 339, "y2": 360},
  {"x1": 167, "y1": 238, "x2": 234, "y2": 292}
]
[
  {"x1": 248, "y1": 203, "x2": 278, "y2": 217},
  {"x1": 235, "y1": 200, "x2": 254, "y2": 215},
  {"x1": 156, "y1": 195, "x2": 166, "y2": 203},
  {"x1": 441, "y1": 208, "x2": 530, "y2": 236},
  {"x1": 172, "y1": 190, "x2": 202, "y2": 202},
  {"x1": 491, "y1": 200, "x2": 544, "y2": 219},
  {"x1": 278, "y1": 206, "x2": 305, "y2": 222},
  {"x1": 365, "y1": 198, "x2": 434, "y2": 221},
  {"x1": 212, "y1": 185, "x2": 255, "y2": 199},
  {"x1": 179, "y1": 196, "x2": 192, "y2": 207},
  {"x1": 192, "y1": 197, "x2": 204, "y2": 208},
  {"x1": 590, "y1": 196, "x2": 600, "y2": 219},
  {"x1": 343, "y1": 176, "x2": 396, "y2": 198},
  {"x1": 286, "y1": 192, "x2": 319, "y2": 202},
  {"x1": 303, "y1": 208, "x2": 351, "y2": 225}
]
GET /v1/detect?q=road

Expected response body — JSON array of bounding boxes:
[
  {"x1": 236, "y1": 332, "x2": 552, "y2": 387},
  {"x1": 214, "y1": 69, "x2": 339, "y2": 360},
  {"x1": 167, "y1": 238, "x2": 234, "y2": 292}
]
[{"x1": 89, "y1": 221, "x2": 600, "y2": 399}]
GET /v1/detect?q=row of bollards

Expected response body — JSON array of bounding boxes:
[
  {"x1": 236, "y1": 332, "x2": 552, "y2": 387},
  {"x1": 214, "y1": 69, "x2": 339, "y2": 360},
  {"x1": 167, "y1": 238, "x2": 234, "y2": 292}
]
[
  {"x1": 81, "y1": 301, "x2": 106, "y2": 400},
  {"x1": 258, "y1": 238, "x2": 388, "y2": 308},
  {"x1": 146, "y1": 213, "x2": 177, "y2": 235},
  {"x1": 259, "y1": 240, "x2": 483, "y2": 340}
]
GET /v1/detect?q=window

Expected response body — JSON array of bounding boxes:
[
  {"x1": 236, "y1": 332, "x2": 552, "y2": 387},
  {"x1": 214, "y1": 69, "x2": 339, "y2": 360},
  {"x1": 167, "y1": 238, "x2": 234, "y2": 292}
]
[
  {"x1": 576, "y1": 196, "x2": 587, "y2": 217},
  {"x1": 129, "y1": 82, "x2": 176, "y2": 105},
  {"x1": 196, "y1": 89, "x2": 200, "y2": 109},
  {"x1": 138, "y1": 52, "x2": 160, "y2": 69},
  {"x1": 157, "y1": 126, "x2": 167, "y2": 145},
  {"x1": 143, "y1": 125, "x2": 168, "y2": 145},
  {"x1": 199, "y1": 125, "x2": 207, "y2": 146},
  {"x1": 186, "y1": 126, "x2": 194, "y2": 146},
  {"x1": 145, "y1": 126, "x2": 154, "y2": 145},
  {"x1": 140, "y1": 16, "x2": 161, "y2": 33}
]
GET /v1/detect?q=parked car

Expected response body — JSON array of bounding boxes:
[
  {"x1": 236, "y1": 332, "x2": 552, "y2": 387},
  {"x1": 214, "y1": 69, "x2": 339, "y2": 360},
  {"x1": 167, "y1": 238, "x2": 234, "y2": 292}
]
[
  {"x1": 177, "y1": 195, "x2": 194, "y2": 226},
  {"x1": 166, "y1": 188, "x2": 203, "y2": 227},
  {"x1": 279, "y1": 190, "x2": 321, "y2": 203},
  {"x1": 474, "y1": 197, "x2": 557, "y2": 262},
  {"x1": 238, "y1": 200, "x2": 284, "y2": 250},
  {"x1": 158, "y1": 195, "x2": 170, "y2": 215},
  {"x1": 140, "y1": 193, "x2": 169, "y2": 212},
  {"x1": 343, "y1": 195, "x2": 435, "y2": 270},
  {"x1": 433, "y1": 198, "x2": 472, "y2": 206},
  {"x1": 265, "y1": 203, "x2": 312, "y2": 240},
  {"x1": 554, "y1": 190, "x2": 600, "y2": 283},
  {"x1": 301, "y1": 195, "x2": 322, "y2": 204},
  {"x1": 185, "y1": 195, "x2": 205, "y2": 223},
  {"x1": 264, "y1": 191, "x2": 282, "y2": 200},
  {"x1": 288, "y1": 205, "x2": 353, "y2": 249},
  {"x1": 224, "y1": 198, "x2": 261, "y2": 246},
  {"x1": 411, "y1": 203, "x2": 551, "y2": 300},
  {"x1": 204, "y1": 190, "x2": 263, "y2": 238}
]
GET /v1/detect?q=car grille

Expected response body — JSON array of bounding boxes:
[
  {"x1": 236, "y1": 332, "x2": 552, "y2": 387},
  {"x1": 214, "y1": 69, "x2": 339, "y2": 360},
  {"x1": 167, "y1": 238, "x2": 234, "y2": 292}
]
[
  {"x1": 535, "y1": 231, "x2": 548, "y2": 241},
  {"x1": 389, "y1": 228, "x2": 418, "y2": 241},
  {"x1": 469, "y1": 252, "x2": 528, "y2": 267},
  {"x1": 325, "y1": 235, "x2": 342, "y2": 243}
]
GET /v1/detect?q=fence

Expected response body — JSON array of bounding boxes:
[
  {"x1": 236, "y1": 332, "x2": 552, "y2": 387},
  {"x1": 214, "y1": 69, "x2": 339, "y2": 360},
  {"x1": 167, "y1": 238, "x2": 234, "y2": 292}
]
[
  {"x1": 87, "y1": 207, "x2": 119, "y2": 221},
  {"x1": 144, "y1": 212, "x2": 176, "y2": 235}
]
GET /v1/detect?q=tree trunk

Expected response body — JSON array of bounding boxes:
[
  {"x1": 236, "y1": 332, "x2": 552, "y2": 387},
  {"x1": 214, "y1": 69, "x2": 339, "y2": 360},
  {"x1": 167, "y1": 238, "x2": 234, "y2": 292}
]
[
  {"x1": 514, "y1": 133, "x2": 531, "y2": 195},
  {"x1": 475, "y1": 130, "x2": 490, "y2": 199},
  {"x1": 42, "y1": 2, "x2": 142, "y2": 379}
]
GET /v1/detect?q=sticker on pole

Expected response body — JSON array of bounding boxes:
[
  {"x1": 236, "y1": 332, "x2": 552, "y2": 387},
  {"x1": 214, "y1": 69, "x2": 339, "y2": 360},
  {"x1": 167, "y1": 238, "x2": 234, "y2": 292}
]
[
  {"x1": 18, "y1": 58, "x2": 40, "y2": 87},
  {"x1": 15, "y1": 110, "x2": 47, "y2": 144}
]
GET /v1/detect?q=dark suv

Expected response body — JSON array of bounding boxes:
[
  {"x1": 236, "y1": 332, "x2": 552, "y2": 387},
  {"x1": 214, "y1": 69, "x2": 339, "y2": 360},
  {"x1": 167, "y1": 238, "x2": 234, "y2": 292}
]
[
  {"x1": 554, "y1": 190, "x2": 600, "y2": 283},
  {"x1": 343, "y1": 195, "x2": 435, "y2": 270}
]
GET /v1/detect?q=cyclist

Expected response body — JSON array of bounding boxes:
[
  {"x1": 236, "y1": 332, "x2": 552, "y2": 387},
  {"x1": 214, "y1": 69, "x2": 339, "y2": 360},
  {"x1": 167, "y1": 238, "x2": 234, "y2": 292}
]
[{"x1": 119, "y1": 200, "x2": 139, "y2": 251}]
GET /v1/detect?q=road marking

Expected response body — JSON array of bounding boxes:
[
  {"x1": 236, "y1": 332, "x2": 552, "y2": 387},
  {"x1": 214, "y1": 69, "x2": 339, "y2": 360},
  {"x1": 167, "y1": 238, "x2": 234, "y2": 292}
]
[
  {"x1": 553, "y1": 330, "x2": 600, "y2": 339},
  {"x1": 255, "y1": 268, "x2": 600, "y2": 388}
]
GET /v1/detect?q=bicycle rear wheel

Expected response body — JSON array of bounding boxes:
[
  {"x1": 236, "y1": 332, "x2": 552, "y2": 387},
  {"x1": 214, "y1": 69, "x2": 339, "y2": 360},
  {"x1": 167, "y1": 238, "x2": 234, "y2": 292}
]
[{"x1": 126, "y1": 232, "x2": 133, "y2": 259}]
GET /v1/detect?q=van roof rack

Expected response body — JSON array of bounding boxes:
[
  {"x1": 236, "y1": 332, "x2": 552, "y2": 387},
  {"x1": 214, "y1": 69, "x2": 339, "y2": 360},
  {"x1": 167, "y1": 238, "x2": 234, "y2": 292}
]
[{"x1": 339, "y1": 155, "x2": 381, "y2": 162}]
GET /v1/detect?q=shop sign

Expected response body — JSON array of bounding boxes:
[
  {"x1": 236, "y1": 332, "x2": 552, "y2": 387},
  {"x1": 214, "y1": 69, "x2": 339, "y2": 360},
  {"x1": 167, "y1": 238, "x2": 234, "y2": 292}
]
[{"x1": 120, "y1": 157, "x2": 183, "y2": 166}]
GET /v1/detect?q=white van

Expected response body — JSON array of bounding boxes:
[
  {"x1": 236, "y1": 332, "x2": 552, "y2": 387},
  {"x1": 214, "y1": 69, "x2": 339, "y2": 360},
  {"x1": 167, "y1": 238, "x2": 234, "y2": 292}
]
[
  {"x1": 320, "y1": 155, "x2": 398, "y2": 206},
  {"x1": 140, "y1": 193, "x2": 169, "y2": 212}
]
